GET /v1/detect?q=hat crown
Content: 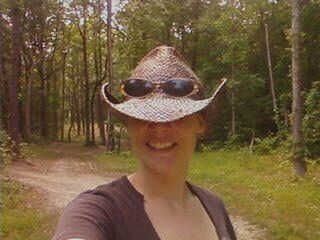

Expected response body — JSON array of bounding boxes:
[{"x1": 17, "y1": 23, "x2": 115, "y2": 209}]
[{"x1": 130, "y1": 46, "x2": 200, "y2": 83}]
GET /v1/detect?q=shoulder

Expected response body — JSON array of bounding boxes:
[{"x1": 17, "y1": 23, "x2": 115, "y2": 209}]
[
  {"x1": 188, "y1": 182, "x2": 226, "y2": 207},
  {"x1": 188, "y1": 182, "x2": 237, "y2": 240},
  {"x1": 53, "y1": 176, "x2": 129, "y2": 240},
  {"x1": 67, "y1": 175, "x2": 131, "y2": 206}
]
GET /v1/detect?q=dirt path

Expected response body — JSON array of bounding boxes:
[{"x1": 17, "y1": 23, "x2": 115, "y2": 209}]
[{"x1": 8, "y1": 142, "x2": 266, "y2": 239}]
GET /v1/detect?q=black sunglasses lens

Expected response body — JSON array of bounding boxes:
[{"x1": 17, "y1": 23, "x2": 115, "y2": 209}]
[
  {"x1": 123, "y1": 79, "x2": 154, "y2": 97},
  {"x1": 163, "y1": 79, "x2": 195, "y2": 97}
]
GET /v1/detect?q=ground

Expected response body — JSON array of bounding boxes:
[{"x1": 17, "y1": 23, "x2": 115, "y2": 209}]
[{"x1": 8, "y1": 142, "x2": 266, "y2": 239}]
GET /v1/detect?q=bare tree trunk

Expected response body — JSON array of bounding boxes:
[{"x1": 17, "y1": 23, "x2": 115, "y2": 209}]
[
  {"x1": 284, "y1": 105, "x2": 289, "y2": 128},
  {"x1": 96, "y1": 96, "x2": 106, "y2": 145},
  {"x1": 291, "y1": 0, "x2": 307, "y2": 176},
  {"x1": 8, "y1": 5, "x2": 22, "y2": 161},
  {"x1": 116, "y1": 125, "x2": 122, "y2": 154},
  {"x1": 24, "y1": 62, "x2": 33, "y2": 141},
  {"x1": 265, "y1": 23, "x2": 280, "y2": 130},
  {"x1": 60, "y1": 52, "x2": 67, "y2": 141},
  {"x1": 106, "y1": 0, "x2": 115, "y2": 151},
  {"x1": 75, "y1": 90, "x2": 81, "y2": 136},
  {"x1": 80, "y1": 83, "x2": 86, "y2": 135},
  {"x1": 81, "y1": 1, "x2": 91, "y2": 146},
  {"x1": 74, "y1": 63, "x2": 81, "y2": 136},
  {"x1": 0, "y1": 9, "x2": 7, "y2": 131},
  {"x1": 90, "y1": 95, "x2": 96, "y2": 145},
  {"x1": 265, "y1": 23, "x2": 277, "y2": 110},
  {"x1": 68, "y1": 92, "x2": 75, "y2": 143},
  {"x1": 38, "y1": 48, "x2": 48, "y2": 138},
  {"x1": 52, "y1": 69, "x2": 59, "y2": 140},
  {"x1": 231, "y1": 48, "x2": 236, "y2": 136},
  {"x1": 249, "y1": 130, "x2": 255, "y2": 153}
]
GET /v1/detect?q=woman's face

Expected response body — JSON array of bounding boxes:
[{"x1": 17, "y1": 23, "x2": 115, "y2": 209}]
[{"x1": 125, "y1": 114, "x2": 206, "y2": 174}]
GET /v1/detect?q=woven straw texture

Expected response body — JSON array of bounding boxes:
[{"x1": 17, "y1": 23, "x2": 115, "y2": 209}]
[
  {"x1": 101, "y1": 45, "x2": 226, "y2": 123},
  {"x1": 130, "y1": 46, "x2": 201, "y2": 84}
]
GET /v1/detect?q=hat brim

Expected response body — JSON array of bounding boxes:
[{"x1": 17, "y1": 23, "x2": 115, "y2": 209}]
[{"x1": 101, "y1": 79, "x2": 227, "y2": 123}]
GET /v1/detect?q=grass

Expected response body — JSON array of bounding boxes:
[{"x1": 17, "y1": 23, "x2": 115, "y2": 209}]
[
  {"x1": 97, "y1": 149, "x2": 320, "y2": 240},
  {"x1": 22, "y1": 143, "x2": 63, "y2": 162},
  {"x1": 4, "y1": 142, "x2": 320, "y2": 239},
  {"x1": 188, "y1": 151, "x2": 320, "y2": 240},
  {"x1": 96, "y1": 151, "x2": 138, "y2": 173},
  {"x1": 1, "y1": 179, "x2": 58, "y2": 240}
]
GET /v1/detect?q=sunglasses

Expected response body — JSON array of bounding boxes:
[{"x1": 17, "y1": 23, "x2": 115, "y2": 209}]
[{"x1": 120, "y1": 78, "x2": 200, "y2": 98}]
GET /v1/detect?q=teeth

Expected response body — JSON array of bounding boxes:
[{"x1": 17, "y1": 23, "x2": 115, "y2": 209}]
[{"x1": 148, "y1": 142, "x2": 174, "y2": 149}]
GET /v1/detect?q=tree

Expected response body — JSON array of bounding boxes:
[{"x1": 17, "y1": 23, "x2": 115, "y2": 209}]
[
  {"x1": 0, "y1": 6, "x2": 7, "y2": 131},
  {"x1": 291, "y1": 0, "x2": 307, "y2": 176},
  {"x1": 73, "y1": 0, "x2": 92, "y2": 145},
  {"x1": 8, "y1": 3, "x2": 22, "y2": 161},
  {"x1": 105, "y1": 0, "x2": 115, "y2": 151}
]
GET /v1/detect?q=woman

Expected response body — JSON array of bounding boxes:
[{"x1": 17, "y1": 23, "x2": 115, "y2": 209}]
[{"x1": 53, "y1": 46, "x2": 237, "y2": 240}]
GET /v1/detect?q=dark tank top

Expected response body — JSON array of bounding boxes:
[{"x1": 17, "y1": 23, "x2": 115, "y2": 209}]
[{"x1": 53, "y1": 175, "x2": 237, "y2": 240}]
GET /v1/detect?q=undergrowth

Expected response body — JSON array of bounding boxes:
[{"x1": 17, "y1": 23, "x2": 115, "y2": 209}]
[{"x1": 1, "y1": 179, "x2": 58, "y2": 240}]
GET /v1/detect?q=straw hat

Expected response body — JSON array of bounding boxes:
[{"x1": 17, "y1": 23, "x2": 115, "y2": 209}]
[{"x1": 101, "y1": 46, "x2": 226, "y2": 123}]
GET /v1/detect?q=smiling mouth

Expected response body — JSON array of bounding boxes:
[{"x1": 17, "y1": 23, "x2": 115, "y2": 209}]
[{"x1": 146, "y1": 142, "x2": 177, "y2": 151}]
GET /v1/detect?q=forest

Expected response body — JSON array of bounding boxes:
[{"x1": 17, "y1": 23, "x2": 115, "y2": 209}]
[
  {"x1": 1, "y1": 1, "x2": 320, "y2": 239},
  {"x1": 1, "y1": 0, "x2": 320, "y2": 174}
]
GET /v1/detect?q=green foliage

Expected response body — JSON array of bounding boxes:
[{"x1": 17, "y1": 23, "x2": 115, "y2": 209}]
[
  {"x1": 252, "y1": 134, "x2": 280, "y2": 155},
  {"x1": 199, "y1": 141, "x2": 224, "y2": 153},
  {"x1": 224, "y1": 134, "x2": 244, "y2": 150},
  {"x1": 96, "y1": 151, "x2": 138, "y2": 173},
  {"x1": 1, "y1": 0, "x2": 320, "y2": 168},
  {"x1": 303, "y1": 81, "x2": 320, "y2": 159},
  {"x1": 0, "y1": 130, "x2": 12, "y2": 166}
]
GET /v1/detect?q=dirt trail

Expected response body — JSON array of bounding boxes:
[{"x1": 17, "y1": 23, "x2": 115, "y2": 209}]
[{"x1": 8, "y1": 142, "x2": 266, "y2": 239}]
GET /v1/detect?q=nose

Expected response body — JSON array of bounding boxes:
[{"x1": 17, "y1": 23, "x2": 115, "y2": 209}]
[{"x1": 147, "y1": 121, "x2": 173, "y2": 133}]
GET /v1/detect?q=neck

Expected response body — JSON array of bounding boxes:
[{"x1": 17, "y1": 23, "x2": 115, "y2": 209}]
[{"x1": 128, "y1": 167, "x2": 191, "y2": 204}]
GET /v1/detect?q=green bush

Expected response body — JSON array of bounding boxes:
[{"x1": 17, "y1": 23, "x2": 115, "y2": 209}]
[
  {"x1": 224, "y1": 134, "x2": 244, "y2": 150},
  {"x1": 0, "y1": 130, "x2": 12, "y2": 167},
  {"x1": 252, "y1": 134, "x2": 280, "y2": 155},
  {"x1": 303, "y1": 81, "x2": 320, "y2": 159}
]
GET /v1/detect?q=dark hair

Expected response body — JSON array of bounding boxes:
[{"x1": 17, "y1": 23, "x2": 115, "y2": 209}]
[{"x1": 195, "y1": 83, "x2": 227, "y2": 137}]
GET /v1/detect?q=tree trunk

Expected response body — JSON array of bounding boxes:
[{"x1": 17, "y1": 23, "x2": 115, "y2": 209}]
[
  {"x1": 265, "y1": 23, "x2": 279, "y2": 123},
  {"x1": 68, "y1": 93, "x2": 75, "y2": 143},
  {"x1": 231, "y1": 48, "x2": 236, "y2": 136},
  {"x1": 90, "y1": 94, "x2": 96, "y2": 145},
  {"x1": 116, "y1": 125, "x2": 123, "y2": 154},
  {"x1": 81, "y1": 1, "x2": 91, "y2": 146},
  {"x1": 8, "y1": 5, "x2": 22, "y2": 161},
  {"x1": 38, "y1": 51, "x2": 48, "y2": 138},
  {"x1": 24, "y1": 63, "x2": 32, "y2": 141},
  {"x1": 91, "y1": 10, "x2": 106, "y2": 145},
  {"x1": 105, "y1": 0, "x2": 115, "y2": 151},
  {"x1": 0, "y1": 10, "x2": 7, "y2": 131},
  {"x1": 291, "y1": 0, "x2": 307, "y2": 176},
  {"x1": 52, "y1": 69, "x2": 59, "y2": 140},
  {"x1": 60, "y1": 52, "x2": 67, "y2": 141},
  {"x1": 75, "y1": 90, "x2": 81, "y2": 136},
  {"x1": 96, "y1": 96, "x2": 106, "y2": 145},
  {"x1": 284, "y1": 104, "x2": 289, "y2": 128}
]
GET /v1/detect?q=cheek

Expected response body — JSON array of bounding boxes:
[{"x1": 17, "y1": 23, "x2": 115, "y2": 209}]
[
  {"x1": 127, "y1": 129, "x2": 143, "y2": 148},
  {"x1": 126, "y1": 127, "x2": 148, "y2": 156},
  {"x1": 177, "y1": 129, "x2": 198, "y2": 153}
]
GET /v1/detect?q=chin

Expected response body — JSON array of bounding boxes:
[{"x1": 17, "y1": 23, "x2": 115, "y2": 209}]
[{"x1": 142, "y1": 155, "x2": 183, "y2": 174}]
